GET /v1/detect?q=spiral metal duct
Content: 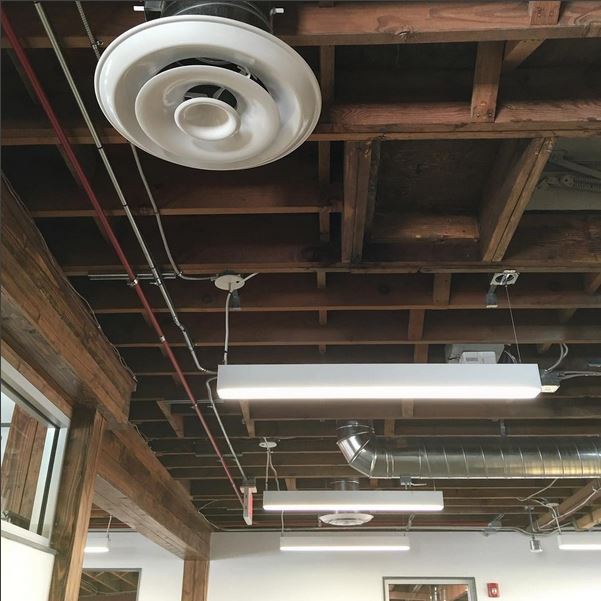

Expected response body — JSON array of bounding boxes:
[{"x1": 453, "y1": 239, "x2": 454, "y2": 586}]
[{"x1": 337, "y1": 422, "x2": 601, "y2": 479}]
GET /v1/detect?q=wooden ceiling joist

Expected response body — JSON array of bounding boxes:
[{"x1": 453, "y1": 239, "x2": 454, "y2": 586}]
[
  {"x1": 479, "y1": 138, "x2": 555, "y2": 262},
  {"x1": 2, "y1": 1, "x2": 599, "y2": 49}
]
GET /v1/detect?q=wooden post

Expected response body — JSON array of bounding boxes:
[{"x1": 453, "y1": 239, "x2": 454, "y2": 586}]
[
  {"x1": 182, "y1": 559, "x2": 210, "y2": 601},
  {"x1": 49, "y1": 405, "x2": 105, "y2": 601}
]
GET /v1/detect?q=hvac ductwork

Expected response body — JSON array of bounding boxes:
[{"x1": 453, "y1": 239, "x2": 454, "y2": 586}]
[{"x1": 337, "y1": 422, "x2": 601, "y2": 479}]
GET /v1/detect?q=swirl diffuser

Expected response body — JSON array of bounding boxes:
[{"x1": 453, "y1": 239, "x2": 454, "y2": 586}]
[{"x1": 95, "y1": 14, "x2": 321, "y2": 170}]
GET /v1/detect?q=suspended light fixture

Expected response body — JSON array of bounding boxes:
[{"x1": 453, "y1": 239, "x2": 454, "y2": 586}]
[
  {"x1": 557, "y1": 532, "x2": 601, "y2": 551},
  {"x1": 84, "y1": 515, "x2": 112, "y2": 554},
  {"x1": 263, "y1": 490, "x2": 444, "y2": 512},
  {"x1": 280, "y1": 532, "x2": 411, "y2": 552},
  {"x1": 217, "y1": 364, "x2": 542, "y2": 400},
  {"x1": 94, "y1": 2, "x2": 321, "y2": 170}
]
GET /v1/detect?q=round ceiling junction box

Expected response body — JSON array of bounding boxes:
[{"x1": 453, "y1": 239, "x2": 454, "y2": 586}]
[
  {"x1": 214, "y1": 274, "x2": 245, "y2": 291},
  {"x1": 259, "y1": 440, "x2": 277, "y2": 450}
]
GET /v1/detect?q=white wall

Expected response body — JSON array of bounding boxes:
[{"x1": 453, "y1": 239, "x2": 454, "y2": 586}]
[
  {"x1": 209, "y1": 531, "x2": 601, "y2": 601},
  {"x1": 84, "y1": 532, "x2": 184, "y2": 601},
  {"x1": 1, "y1": 535, "x2": 55, "y2": 601}
]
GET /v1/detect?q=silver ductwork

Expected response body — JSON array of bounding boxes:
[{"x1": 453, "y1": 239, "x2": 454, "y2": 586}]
[{"x1": 337, "y1": 422, "x2": 601, "y2": 479}]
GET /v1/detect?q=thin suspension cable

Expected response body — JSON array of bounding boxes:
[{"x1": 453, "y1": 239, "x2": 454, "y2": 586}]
[
  {"x1": 516, "y1": 478, "x2": 559, "y2": 502},
  {"x1": 224, "y1": 292, "x2": 232, "y2": 365},
  {"x1": 6, "y1": 5, "x2": 241, "y2": 505},
  {"x1": 205, "y1": 378, "x2": 247, "y2": 480},
  {"x1": 504, "y1": 285, "x2": 522, "y2": 363}
]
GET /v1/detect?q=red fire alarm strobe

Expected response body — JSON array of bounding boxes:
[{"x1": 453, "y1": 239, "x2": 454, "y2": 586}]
[{"x1": 487, "y1": 582, "x2": 500, "y2": 598}]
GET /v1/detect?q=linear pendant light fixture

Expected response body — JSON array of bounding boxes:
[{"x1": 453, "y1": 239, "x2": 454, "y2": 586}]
[
  {"x1": 557, "y1": 532, "x2": 601, "y2": 551},
  {"x1": 263, "y1": 490, "x2": 444, "y2": 512},
  {"x1": 217, "y1": 364, "x2": 542, "y2": 400},
  {"x1": 280, "y1": 532, "x2": 411, "y2": 552}
]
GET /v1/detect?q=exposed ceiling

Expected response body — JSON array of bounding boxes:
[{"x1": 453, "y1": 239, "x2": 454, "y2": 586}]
[
  {"x1": 79, "y1": 570, "x2": 139, "y2": 600},
  {"x1": 1, "y1": 1, "x2": 600, "y2": 533}
]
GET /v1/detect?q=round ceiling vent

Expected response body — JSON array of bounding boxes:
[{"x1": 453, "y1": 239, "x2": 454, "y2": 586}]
[
  {"x1": 319, "y1": 512, "x2": 374, "y2": 527},
  {"x1": 94, "y1": 14, "x2": 321, "y2": 170}
]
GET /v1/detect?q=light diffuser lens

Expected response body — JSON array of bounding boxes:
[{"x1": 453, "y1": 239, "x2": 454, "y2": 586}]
[
  {"x1": 264, "y1": 490, "x2": 444, "y2": 512},
  {"x1": 280, "y1": 533, "x2": 410, "y2": 552},
  {"x1": 217, "y1": 364, "x2": 542, "y2": 400},
  {"x1": 557, "y1": 533, "x2": 601, "y2": 551},
  {"x1": 84, "y1": 546, "x2": 110, "y2": 554}
]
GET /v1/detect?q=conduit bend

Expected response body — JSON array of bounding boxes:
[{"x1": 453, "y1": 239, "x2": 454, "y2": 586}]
[
  {"x1": 1, "y1": 8, "x2": 243, "y2": 506},
  {"x1": 337, "y1": 422, "x2": 601, "y2": 479}
]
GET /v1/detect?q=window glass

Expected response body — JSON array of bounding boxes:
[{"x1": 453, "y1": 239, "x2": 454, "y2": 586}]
[{"x1": 1, "y1": 383, "x2": 67, "y2": 540}]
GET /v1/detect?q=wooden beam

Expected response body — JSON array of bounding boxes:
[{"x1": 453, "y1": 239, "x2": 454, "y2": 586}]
[
  {"x1": 575, "y1": 506, "x2": 601, "y2": 530},
  {"x1": 370, "y1": 214, "x2": 479, "y2": 244},
  {"x1": 503, "y1": 39, "x2": 545, "y2": 71},
  {"x1": 408, "y1": 309, "x2": 426, "y2": 341},
  {"x1": 529, "y1": 1, "x2": 562, "y2": 25},
  {"x1": 413, "y1": 345, "x2": 429, "y2": 363},
  {"x1": 536, "y1": 479, "x2": 601, "y2": 529},
  {"x1": 433, "y1": 274, "x2": 452, "y2": 306},
  {"x1": 0, "y1": 182, "x2": 134, "y2": 425},
  {"x1": 49, "y1": 406, "x2": 105, "y2": 601},
  {"x1": 3, "y1": 2, "x2": 599, "y2": 49},
  {"x1": 74, "y1": 273, "x2": 601, "y2": 315},
  {"x1": 584, "y1": 272, "x2": 601, "y2": 294},
  {"x1": 181, "y1": 559, "x2": 209, "y2": 601},
  {"x1": 157, "y1": 401, "x2": 185, "y2": 439},
  {"x1": 285, "y1": 478, "x2": 297, "y2": 491},
  {"x1": 383, "y1": 419, "x2": 396, "y2": 437},
  {"x1": 94, "y1": 426, "x2": 212, "y2": 559},
  {"x1": 342, "y1": 141, "x2": 375, "y2": 263},
  {"x1": 319, "y1": 45, "x2": 335, "y2": 115},
  {"x1": 480, "y1": 138, "x2": 555, "y2": 262},
  {"x1": 239, "y1": 401, "x2": 255, "y2": 438},
  {"x1": 471, "y1": 42, "x2": 505, "y2": 122}
]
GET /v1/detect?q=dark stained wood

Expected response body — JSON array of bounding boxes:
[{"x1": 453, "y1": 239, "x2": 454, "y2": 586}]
[
  {"x1": 471, "y1": 42, "x2": 505, "y2": 122},
  {"x1": 414, "y1": 344, "x2": 430, "y2": 363},
  {"x1": 0, "y1": 183, "x2": 134, "y2": 425},
  {"x1": 480, "y1": 138, "x2": 555, "y2": 261},
  {"x1": 503, "y1": 39, "x2": 545, "y2": 70},
  {"x1": 584, "y1": 272, "x2": 601, "y2": 294},
  {"x1": 370, "y1": 214, "x2": 480, "y2": 244},
  {"x1": 157, "y1": 400, "x2": 185, "y2": 439},
  {"x1": 276, "y1": 2, "x2": 599, "y2": 45},
  {"x1": 181, "y1": 559, "x2": 209, "y2": 601},
  {"x1": 529, "y1": 1, "x2": 562, "y2": 25},
  {"x1": 3, "y1": 1, "x2": 600, "y2": 49},
  {"x1": 49, "y1": 406, "x2": 105, "y2": 601},
  {"x1": 536, "y1": 478, "x2": 601, "y2": 529},
  {"x1": 342, "y1": 141, "x2": 375, "y2": 262},
  {"x1": 433, "y1": 274, "x2": 452, "y2": 306},
  {"x1": 0, "y1": 405, "x2": 46, "y2": 529},
  {"x1": 94, "y1": 426, "x2": 211, "y2": 559},
  {"x1": 407, "y1": 309, "x2": 426, "y2": 341}
]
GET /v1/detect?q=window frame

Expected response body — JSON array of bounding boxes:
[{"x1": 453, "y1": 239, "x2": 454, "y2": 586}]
[
  {"x1": 1, "y1": 358, "x2": 70, "y2": 551},
  {"x1": 383, "y1": 577, "x2": 478, "y2": 601}
]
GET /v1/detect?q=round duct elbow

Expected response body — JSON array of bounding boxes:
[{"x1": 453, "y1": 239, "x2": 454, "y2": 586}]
[{"x1": 94, "y1": 9, "x2": 321, "y2": 170}]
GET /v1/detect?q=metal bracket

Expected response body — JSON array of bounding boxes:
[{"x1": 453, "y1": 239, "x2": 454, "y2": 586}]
[
  {"x1": 486, "y1": 270, "x2": 520, "y2": 308},
  {"x1": 240, "y1": 479, "x2": 257, "y2": 526}
]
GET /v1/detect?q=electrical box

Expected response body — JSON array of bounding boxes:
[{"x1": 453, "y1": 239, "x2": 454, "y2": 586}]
[{"x1": 445, "y1": 344, "x2": 505, "y2": 364}]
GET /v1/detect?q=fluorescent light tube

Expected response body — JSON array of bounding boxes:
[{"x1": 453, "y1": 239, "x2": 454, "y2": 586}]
[
  {"x1": 280, "y1": 533, "x2": 410, "y2": 552},
  {"x1": 84, "y1": 545, "x2": 110, "y2": 554},
  {"x1": 264, "y1": 490, "x2": 444, "y2": 512},
  {"x1": 217, "y1": 364, "x2": 541, "y2": 400},
  {"x1": 557, "y1": 533, "x2": 601, "y2": 551}
]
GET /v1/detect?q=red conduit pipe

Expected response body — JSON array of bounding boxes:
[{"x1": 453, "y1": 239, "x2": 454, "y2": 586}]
[{"x1": 1, "y1": 8, "x2": 243, "y2": 507}]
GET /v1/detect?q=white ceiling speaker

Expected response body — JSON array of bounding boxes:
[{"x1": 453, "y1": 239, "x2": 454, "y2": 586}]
[{"x1": 95, "y1": 1, "x2": 321, "y2": 170}]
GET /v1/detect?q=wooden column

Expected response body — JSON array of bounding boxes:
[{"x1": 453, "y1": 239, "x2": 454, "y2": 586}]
[
  {"x1": 49, "y1": 405, "x2": 105, "y2": 601},
  {"x1": 182, "y1": 559, "x2": 210, "y2": 601}
]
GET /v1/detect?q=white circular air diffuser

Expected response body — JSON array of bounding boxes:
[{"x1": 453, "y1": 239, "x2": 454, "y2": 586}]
[{"x1": 94, "y1": 15, "x2": 321, "y2": 170}]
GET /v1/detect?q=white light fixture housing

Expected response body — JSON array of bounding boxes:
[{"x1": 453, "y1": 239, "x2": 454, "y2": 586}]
[
  {"x1": 217, "y1": 364, "x2": 542, "y2": 400},
  {"x1": 557, "y1": 532, "x2": 601, "y2": 551},
  {"x1": 83, "y1": 545, "x2": 110, "y2": 554},
  {"x1": 263, "y1": 490, "x2": 444, "y2": 512},
  {"x1": 95, "y1": 15, "x2": 321, "y2": 170},
  {"x1": 280, "y1": 532, "x2": 411, "y2": 552}
]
